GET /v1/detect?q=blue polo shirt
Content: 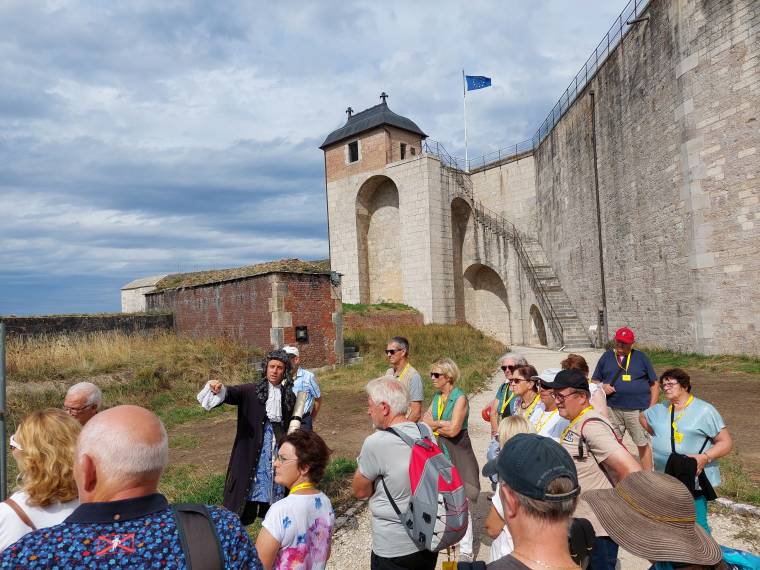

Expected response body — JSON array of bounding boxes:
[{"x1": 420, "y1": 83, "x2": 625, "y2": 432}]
[
  {"x1": 494, "y1": 382, "x2": 516, "y2": 418},
  {"x1": 292, "y1": 367, "x2": 321, "y2": 414},
  {"x1": 591, "y1": 349, "x2": 657, "y2": 410},
  {"x1": 0, "y1": 493, "x2": 261, "y2": 569}
]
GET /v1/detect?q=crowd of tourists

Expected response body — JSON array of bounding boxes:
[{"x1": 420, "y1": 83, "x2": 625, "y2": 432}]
[{"x1": 0, "y1": 330, "x2": 754, "y2": 570}]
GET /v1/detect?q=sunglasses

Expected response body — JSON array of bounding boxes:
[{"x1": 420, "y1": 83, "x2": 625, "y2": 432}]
[
  {"x1": 509, "y1": 377, "x2": 528, "y2": 384},
  {"x1": 660, "y1": 379, "x2": 679, "y2": 386},
  {"x1": 9, "y1": 434, "x2": 22, "y2": 451},
  {"x1": 385, "y1": 349, "x2": 402, "y2": 355},
  {"x1": 430, "y1": 372, "x2": 444, "y2": 379},
  {"x1": 500, "y1": 365, "x2": 517, "y2": 372},
  {"x1": 552, "y1": 390, "x2": 580, "y2": 404}
]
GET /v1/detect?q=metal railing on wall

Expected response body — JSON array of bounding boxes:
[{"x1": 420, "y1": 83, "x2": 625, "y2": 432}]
[
  {"x1": 424, "y1": 140, "x2": 565, "y2": 345},
  {"x1": 450, "y1": 0, "x2": 651, "y2": 171}
]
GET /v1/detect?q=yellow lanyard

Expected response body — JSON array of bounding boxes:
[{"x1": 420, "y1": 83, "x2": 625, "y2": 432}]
[
  {"x1": 518, "y1": 393, "x2": 540, "y2": 419},
  {"x1": 500, "y1": 387, "x2": 515, "y2": 415},
  {"x1": 535, "y1": 409, "x2": 558, "y2": 433},
  {"x1": 396, "y1": 363, "x2": 410, "y2": 382},
  {"x1": 434, "y1": 392, "x2": 450, "y2": 436},
  {"x1": 289, "y1": 482, "x2": 316, "y2": 495},
  {"x1": 561, "y1": 406, "x2": 594, "y2": 441},
  {"x1": 669, "y1": 395, "x2": 694, "y2": 432},
  {"x1": 616, "y1": 351, "x2": 631, "y2": 372}
]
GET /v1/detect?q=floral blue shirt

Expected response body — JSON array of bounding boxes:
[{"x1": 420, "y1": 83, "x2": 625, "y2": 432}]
[
  {"x1": 0, "y1": 493, "x2": 261, "y2": 569},
  {"x1": 249, "y1": 421, "x2": 286, "y2": 504}
]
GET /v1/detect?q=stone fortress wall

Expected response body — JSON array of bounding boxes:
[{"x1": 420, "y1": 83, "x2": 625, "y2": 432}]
[{"x1": 324, "y1": 0, "x2": 759, "y2": 356}]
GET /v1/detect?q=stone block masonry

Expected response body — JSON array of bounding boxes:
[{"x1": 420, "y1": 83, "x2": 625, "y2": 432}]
[
  {"x1": 531, "y1": 0, "x2": 760, "y2": 355},
  {"x1": 0, "y1": 313, "x2": 173, "y2": 338}
]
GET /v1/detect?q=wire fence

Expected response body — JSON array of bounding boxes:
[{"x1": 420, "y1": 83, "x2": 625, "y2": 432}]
[{"x1": 456, "y1": 0, "x2": 651, "y2": 171}]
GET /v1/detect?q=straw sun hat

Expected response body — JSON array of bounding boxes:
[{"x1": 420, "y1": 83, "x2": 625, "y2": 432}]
[{"x1": 583, "y1": 471, "x2": 722, "y2": 565}]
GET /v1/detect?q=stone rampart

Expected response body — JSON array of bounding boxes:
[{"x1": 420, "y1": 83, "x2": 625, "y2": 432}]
[{"x1": 0, "y1": 313, "x2": 173, "y2": 338}]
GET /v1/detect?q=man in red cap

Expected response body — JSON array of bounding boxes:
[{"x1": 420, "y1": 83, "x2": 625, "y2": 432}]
[{"x1": 591, "y1": 327, "x2": 658, "y2": 470}]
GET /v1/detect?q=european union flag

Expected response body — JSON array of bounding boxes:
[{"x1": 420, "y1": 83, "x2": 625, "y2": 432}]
[{"x1": 466, "y1": 75, "x2": 492, "y2": 91}]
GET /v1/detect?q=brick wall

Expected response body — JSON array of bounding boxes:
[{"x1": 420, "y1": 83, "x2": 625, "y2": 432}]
[
  {"x1": 344, "y1": 310, "x2": 424, "y2": 330},
  {"x1": 0, "y1": 313, "x2": 173, "y2": 338},
  {"x1": 146, "y1": 272, "x2": 341, "y2": 367}
]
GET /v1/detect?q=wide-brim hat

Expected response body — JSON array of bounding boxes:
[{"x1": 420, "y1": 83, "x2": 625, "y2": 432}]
[{"x1": 583, "y1": 471, "x2": 722, "y2": 565}]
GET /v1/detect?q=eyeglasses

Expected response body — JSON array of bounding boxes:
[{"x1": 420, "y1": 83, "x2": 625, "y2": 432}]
[
  {"x1": 430, "y1": 372, "x2": 444, "y2": 379},
  {"x1": 661, "y1": 379, "x2": 679, "y2": 386},
  {"x1": 552, "y1": 390, "x2": 581, "y2": 403},
  {"x1": 64, "y1": 403, "x2": 95, "y2": 414},
  {"x1": 500, "y1": 365, "x2": 517, "y2": 372},
  {"x1": 9, "y1": 434, "x2": 22, "y2": 451},
  {"x1": 385, "y1": 349, "x2": 402, "y2": 355},
  {"x1": 509, "y1": 377, "x2": 527, "y2": 384},
  {"x1": 275, "y1": 455, "x2": 297, "y2": 463}
]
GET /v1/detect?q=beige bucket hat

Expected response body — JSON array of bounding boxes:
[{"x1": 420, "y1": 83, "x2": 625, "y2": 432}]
[{"x1": 583, "y1": 471, "x2": 722, "y2": 565}]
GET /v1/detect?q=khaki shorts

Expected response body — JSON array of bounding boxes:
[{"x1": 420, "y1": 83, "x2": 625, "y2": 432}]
[{"x1": 608, "y1": 407, "x2": 650, "y2": 447}]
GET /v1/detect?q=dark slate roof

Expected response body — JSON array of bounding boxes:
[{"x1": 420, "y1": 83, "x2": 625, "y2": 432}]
[{"x1": 319, "y1": 102, "x2": 427, "y2": 149}]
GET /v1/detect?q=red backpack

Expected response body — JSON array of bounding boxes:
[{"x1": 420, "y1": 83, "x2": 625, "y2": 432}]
[{"x1": 380, "y1": 424, "x2": 469, "y2": 552}]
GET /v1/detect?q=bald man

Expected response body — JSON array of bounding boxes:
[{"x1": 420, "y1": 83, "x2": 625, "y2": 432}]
[{"x1": 0, "y1": 406, "x2": 262, "y2": 569}]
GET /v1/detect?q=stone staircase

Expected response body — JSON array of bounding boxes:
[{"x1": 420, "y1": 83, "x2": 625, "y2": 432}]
[
  {"x1": 343, "y1": 342, "x2": 363, "y2": 364},
  {"x1": 518, "y1": 238, "x2": 592, "y2": 349},
  {"x1": 425, "y1": 142, "x2": 592, "y2": 350}
]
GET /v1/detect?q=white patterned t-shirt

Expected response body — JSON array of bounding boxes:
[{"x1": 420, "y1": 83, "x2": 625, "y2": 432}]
[{"x1": 261, "y1": 491, "x2": 335, "y2": 570}]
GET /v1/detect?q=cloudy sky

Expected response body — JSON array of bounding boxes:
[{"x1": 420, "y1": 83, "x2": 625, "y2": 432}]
[{"x1": 0, "y1": 0, "x2": 624, "y2": 315}]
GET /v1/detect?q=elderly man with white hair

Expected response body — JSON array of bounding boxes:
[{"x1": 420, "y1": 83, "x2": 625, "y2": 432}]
[
  {"x1": 0, "y1": 405, "x2": 261, "y2": 569},
  {"x1": 64, "y1": 381, "x2": 102, "y2": 425},
  {"x1": 352, "y1": 377, "x2": 438, "y2": 570}
]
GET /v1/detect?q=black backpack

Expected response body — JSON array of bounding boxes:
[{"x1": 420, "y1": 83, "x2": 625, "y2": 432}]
[{"x1": 172, "y1": 504, "x2": 225, "y2": 570}]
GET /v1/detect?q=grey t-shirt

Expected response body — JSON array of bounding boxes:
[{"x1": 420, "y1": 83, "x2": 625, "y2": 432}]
[
  {"x1": 357, "y1": 421, "x2": 432, "y2": 557},
  {"x1": 386, "y1": 365, "x2": 424, "y2": 402}
]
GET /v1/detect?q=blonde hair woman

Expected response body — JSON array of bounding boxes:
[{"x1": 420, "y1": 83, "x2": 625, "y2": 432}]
[
  {"x1": 484, "y1": 415, "x2": 535, "y2": 562},
  {"x1": 0, "y1": 409, "x2": 81, "y2": 552},
  {"x1": 422, "y1": 357, "x2": 480, "y2": 561}
]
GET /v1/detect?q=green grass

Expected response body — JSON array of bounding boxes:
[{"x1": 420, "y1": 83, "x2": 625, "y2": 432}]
[
  {"x1": 342, "y1": 302, "x2": 419, "y2": 315},
  {"x1": 169, "y1": 434, "x2": 200, "y2": 450},
  {"x1": 719, "y1": 454, "x2": 760, "y2": 506},
  {"x1": 639, "y1": 346, "x2": 760, "y2": 375},
  {"x1": 159, "y1": 464, "x2": 227, "y2": 504},
  {"x1": 329, "y1": 323, "x2": 506, "y2": 401}
]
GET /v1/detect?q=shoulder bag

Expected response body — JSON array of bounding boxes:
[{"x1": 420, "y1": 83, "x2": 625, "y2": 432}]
[{"x1": 663, "y1": 405, "x2": 717, "y2": 500}]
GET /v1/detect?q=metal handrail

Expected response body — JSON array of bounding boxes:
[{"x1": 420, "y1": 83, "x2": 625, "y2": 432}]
[
  {"x1": 442, "y1": 0, "x2": 651, "y2": 171},
  {"x1": 424, "y1": 141, "x2": 565, "y2": 345}
]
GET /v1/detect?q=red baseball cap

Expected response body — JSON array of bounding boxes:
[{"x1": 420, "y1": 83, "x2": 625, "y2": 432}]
[{"x1": 615, "y1": 327, "x2": 635, "y2": 344}]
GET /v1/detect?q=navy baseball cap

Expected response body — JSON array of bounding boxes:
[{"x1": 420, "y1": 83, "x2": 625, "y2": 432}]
[
  {"x1": 482, "y1": 433, "x2": 580, "y2": 502},
  {"x1": 550, "y1": 369, "x2": 590, "y2": 392}
]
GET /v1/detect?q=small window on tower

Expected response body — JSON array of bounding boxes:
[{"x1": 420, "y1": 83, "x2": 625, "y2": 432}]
[
  {"x1": 348, "y1": 141, "x2": 359, "y2": 163},
  {"x1": 400, "y1": 143, "x2": 407, "y2": 160}
]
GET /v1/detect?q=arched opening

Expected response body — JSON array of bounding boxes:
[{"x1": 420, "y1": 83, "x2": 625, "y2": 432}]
[
  {"x1": 356, "y1": 175, "x2": 403, "y2": 304},
  {"x1": 451, "y1": 197, "x2": 474, "y2": 323},
  {"x1": 529, "y1": 304, "x2": 548, "y2": 346},
  {"x1": 463, "y1": 263, "x2": 511, "y2": 344}
]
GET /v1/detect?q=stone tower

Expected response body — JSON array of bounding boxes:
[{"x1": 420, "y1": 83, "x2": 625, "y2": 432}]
[{"x1": 319, "y1": 94, "x2": 577, "y2": 348}]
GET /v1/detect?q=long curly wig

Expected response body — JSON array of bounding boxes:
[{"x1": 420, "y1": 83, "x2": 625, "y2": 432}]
[{"x1": 256, "y1": 349, "x2": 296, "y2": 420}]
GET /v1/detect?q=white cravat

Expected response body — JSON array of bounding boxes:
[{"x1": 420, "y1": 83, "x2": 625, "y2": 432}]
[{"x1": 265, "y1": 383, "x2": 283, "y2": 422}]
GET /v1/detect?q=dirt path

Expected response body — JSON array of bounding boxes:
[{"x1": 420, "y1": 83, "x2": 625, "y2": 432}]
[{"x1": 326, "y1": 345, "x2": 760, "y2": 569}]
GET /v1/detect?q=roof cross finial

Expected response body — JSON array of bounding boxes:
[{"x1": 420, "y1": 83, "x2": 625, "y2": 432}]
[
  {"x1": 380, "y1": 92, "x2": 388, "y2": 104},
  {"x1": 346, "y1": 106, "x2": 353, "y2": 118}
]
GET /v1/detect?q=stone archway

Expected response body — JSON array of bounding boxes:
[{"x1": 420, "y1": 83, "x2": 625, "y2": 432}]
[
  {"x1": 529, "y1": 304, "x2": 548, "y2": 346},
  {"x1": 356, "y1": 175, "x2": 402, "y2": 304},
  {"x1": 451, "y1": 197, "x2": 474, "y2": 323},
  {"x1": 463, "y1": 263, "x2": 511, "y2": 344}
]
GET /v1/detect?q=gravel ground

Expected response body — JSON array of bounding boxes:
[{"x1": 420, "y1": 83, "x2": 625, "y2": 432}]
[{"x1": 327, "y1": 346, "x2": 760, "y2": 569}]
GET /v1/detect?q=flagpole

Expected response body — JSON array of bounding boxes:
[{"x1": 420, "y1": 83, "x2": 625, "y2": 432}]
[{"x1": 462, "y1": 69, "x2": 469, "y2": 172}]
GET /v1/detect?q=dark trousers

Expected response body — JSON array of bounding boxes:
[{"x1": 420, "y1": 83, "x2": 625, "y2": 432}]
[
  {"x1": 591, "y1": 536, "x2": 619, "y2": 570},
  {"x1": 240, "y1": 501, "x2": 270, "y2": 526},
  {"x1": 370, "y1": 549, "x2": 438, "y2": 570},
  {"x1": 300, "y1": 413, "x2": 313, "y2": 431}
]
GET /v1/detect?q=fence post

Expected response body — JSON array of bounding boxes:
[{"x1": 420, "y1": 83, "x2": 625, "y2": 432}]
[{"x1": 0, "y1": 323, "x2": 7, "y2": 500}]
